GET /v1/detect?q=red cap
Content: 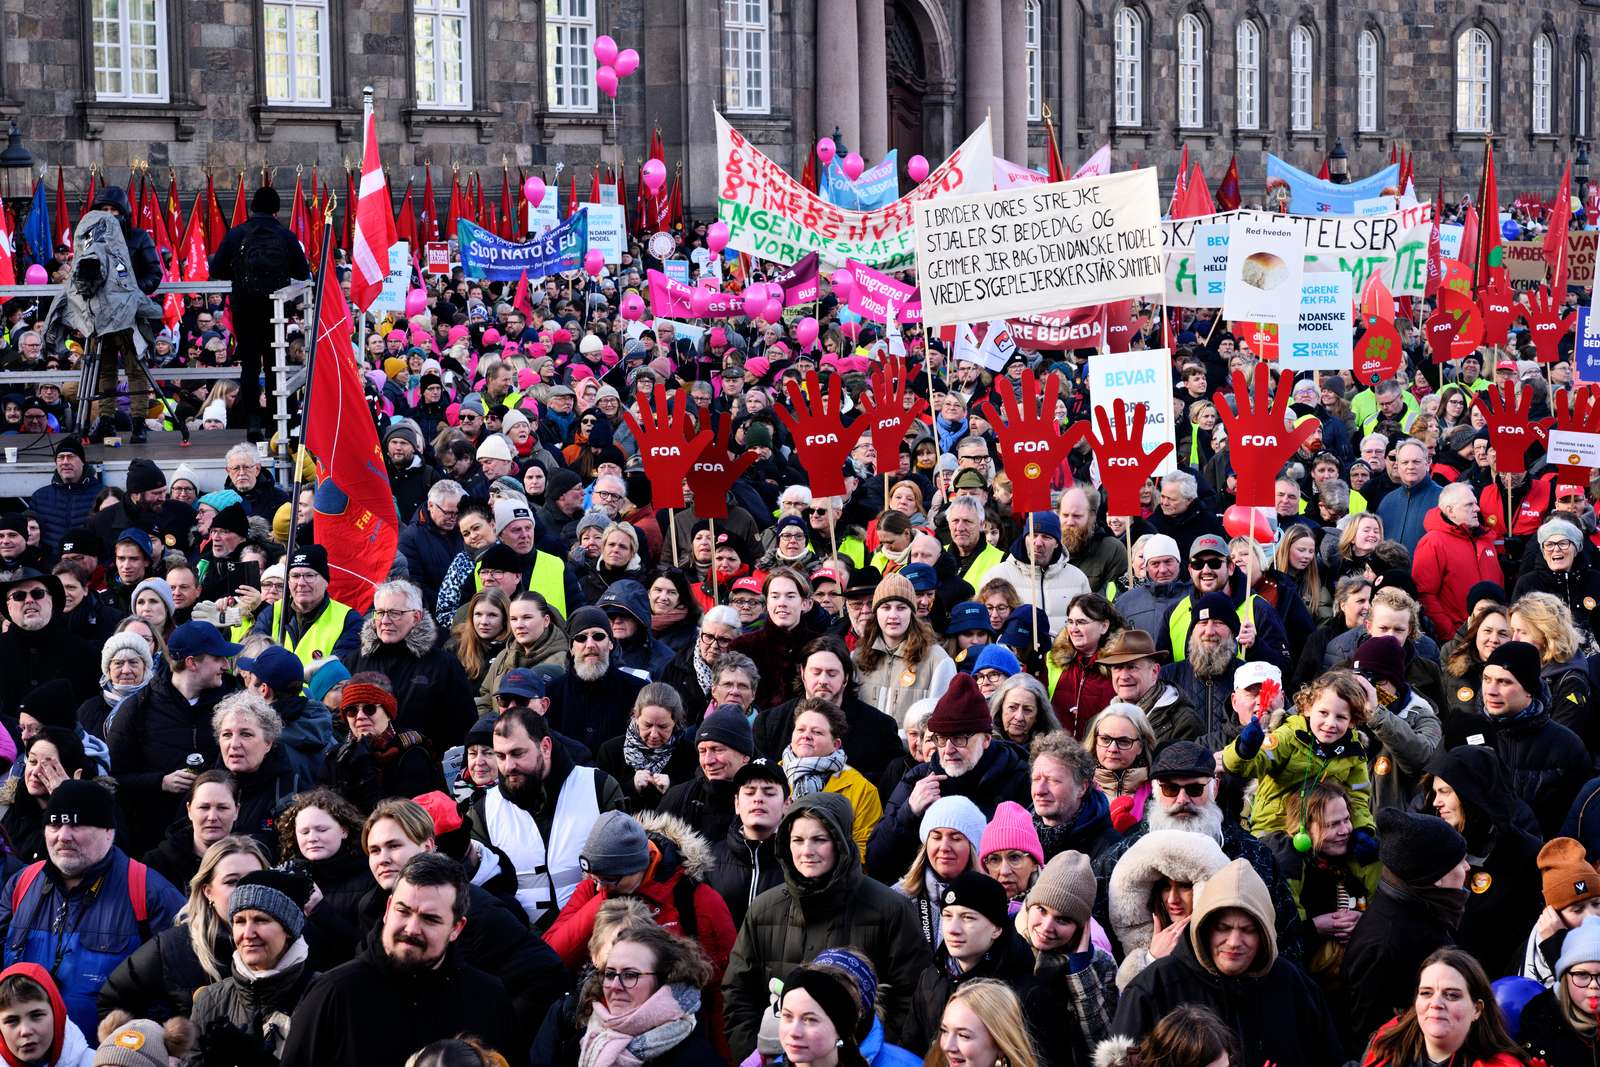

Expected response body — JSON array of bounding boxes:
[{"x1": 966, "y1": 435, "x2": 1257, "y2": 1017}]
[
  {"x1": 1496, "y1": 360, "x2": 1517, "y2": 371},
  {"x1": 731, "y1": 576, "x2": 763, "y2": 596},
  {"x1": 411, "y1": 791, "x2": 464, "y2": 836},
  {"x1": 809, "y1": 567, "x2": 842, "y2": 587}
]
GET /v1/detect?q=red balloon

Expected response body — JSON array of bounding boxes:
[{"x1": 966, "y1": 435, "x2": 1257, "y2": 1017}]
[{"x1": 1223, "y1": 505, "x2": 1276, "y2": 544}]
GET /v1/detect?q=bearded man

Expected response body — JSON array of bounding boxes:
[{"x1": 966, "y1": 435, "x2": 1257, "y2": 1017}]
[
  {"x1": 1057, "y1": 485, "x2": 1127, "y2": 594},
  {"x1": 544, "y1": 606, "x2": 648, "y2": 755}
]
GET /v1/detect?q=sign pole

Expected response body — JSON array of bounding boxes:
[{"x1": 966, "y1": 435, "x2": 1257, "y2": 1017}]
[
  {"x1": 709, "y1": 517, "x2": 719, "y2": 602},
  {"x1": 669, "y1": 508, "x2": 680, "y2": 567},
  {"x1": 1028, "y1": 510, "x2": 1039, "y2": 651}
]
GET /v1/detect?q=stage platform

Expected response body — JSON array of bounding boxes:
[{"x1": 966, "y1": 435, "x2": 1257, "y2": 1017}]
[{"x1": 0, "y1": 430, "x2": 260, "y2": 498}]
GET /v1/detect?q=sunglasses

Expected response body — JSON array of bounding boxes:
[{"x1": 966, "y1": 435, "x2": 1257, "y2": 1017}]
[
  {"x1": 1189, "y1": 557, "x2": 1225, "y2": 571},
  {"x1": 343, "y1": 703, "x2": 386, "y2": 719},
  {"x1": 7, "y1": 588, "x2": 47, "y2": 603},
  {"x1": 1157, "y1": 781, "x2": 1209, "y2": 798},
  {"x1": 573, "y1": 630, "x2": 610, "y2": 645}
]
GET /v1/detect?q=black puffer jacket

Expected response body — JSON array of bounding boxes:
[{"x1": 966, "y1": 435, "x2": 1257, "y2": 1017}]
[
  {"x1": 1513, "y1": 556, "x2": 1600, "y2": 642},
  {"x1": 340, "y1": 614, "x2": 477, "y2": 750},
  {"x1": 705, "y1": 820, "x2": 784, "y2": 929},
  {"x1": 98, "y1": 923, "x2": 231, "y2": 1022},
  {"x1": 1517, "y1": 987, "x2": 1600, "y2": 1067},
  {"x1": 657, "y1": 774, "x2": 738, "y2": 845},
  {"x1": 0, "y1": 616, "x2": 95, "y2": 718},
  {"x1": 721, "y1": 792, "x2": 932, "y2": 1063},
  {"x1": 190, "y1": 941, "x2": 319, "y2": 1064},
  {"x1": 906, "y1": 928, "x2": 1048, "y2": 1054},
  {"x1": 1340, "y1": 871, "x2": 1462, "y2": 1051},
  {"x1": 1441, "y1": 698, "x2": 1592, "y2": 839},
  {"x1": 229, "y1": 745, "x2": 304, "y2": 856}
]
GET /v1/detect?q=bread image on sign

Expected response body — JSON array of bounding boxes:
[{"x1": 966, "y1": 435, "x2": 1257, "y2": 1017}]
[{"x1": 1241, "y1": 252, "x2": 1289, "y2": 291}]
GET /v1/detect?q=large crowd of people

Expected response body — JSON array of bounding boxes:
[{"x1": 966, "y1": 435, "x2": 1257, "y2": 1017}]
[{"x1": 1, "y1": 180, "x2": 1599, "y2": 1067}]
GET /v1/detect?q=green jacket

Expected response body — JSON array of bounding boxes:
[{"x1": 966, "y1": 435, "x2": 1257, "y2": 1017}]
[{"x1": 1222, "y1": 713, "x2": 1375, "y2": 838}]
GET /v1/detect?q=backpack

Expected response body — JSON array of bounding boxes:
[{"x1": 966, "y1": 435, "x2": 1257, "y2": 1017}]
[
  {"x1": 10, "y1": 858, "x2": 152, "y2": 943},
  {"x1": 235, "y1": 226, "x2": 294, "y2": 297}
]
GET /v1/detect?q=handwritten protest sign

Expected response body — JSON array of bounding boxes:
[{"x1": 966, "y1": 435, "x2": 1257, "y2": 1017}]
[
  {"x1": 1087, "y1": 349, "x2": 1177, "y2": 478},
  {"x1": 458, "y1": 216, "x2": 585, "y2": 281},
  {"x1": 1223, "y1": 216, "x2": 1303, "y2": 324},
  {"x1": 912, "y1": 169, "x2": 1163, "y2": 327},
  {"x1": 1280, "y1": 274, "x2": 1353, "y2": 371},
  {"x1": 716, "y1": 112, "x2": 994, "y2": 268},
  {"x1": 1505, "y1": 233, "x2": 1598, "y2": 287}
]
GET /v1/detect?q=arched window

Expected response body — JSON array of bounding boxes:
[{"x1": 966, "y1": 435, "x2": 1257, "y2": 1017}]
[
  {"x1": 1357, "y1": 30, "x2": 1379, "y2": 132},
  {"x1": 1578, "y1": 50, "x2": 1591, "y2": 139},
  {"x1": 1025, "y1": 0, "x2": 1042, "y2": 120},
  {"x1": 1235, "y1": 21, "x2": 1260, "y2": 130},
  {"x1": 1290, "y1": 25, "x2": 1314, "y2": 131},
  {"x1": 415, "y1": 0, "x2": 470, "y2": 109},
  {"x1": 1456, "y1": 27, "x2": 1493, "y2": 133},
  {"x1": 1533, "y1": 34, "x2": 1553, "y2": 134},
  {"x1": 1178, "y1": 14, "x2": 1204, "y2": 129},
  {"x1": 723, "y1": 0, "x2": 769, "y2": 114},
  {"x1": 1114, "y1": 6, "x2": 1143, "y2": 127}
]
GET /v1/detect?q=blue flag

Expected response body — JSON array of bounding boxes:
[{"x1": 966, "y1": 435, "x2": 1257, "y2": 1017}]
[
  {"x1": 1265, "y1": 154, "x2": 1400, "y2": 216},
  {"x1": 457, "y1": 212, "x2": 587, "y2": 281},
  {"x1": 821, "y1": 151, "x2": 899, "y2": 211},
  {"x1": 22, "y1": 179, "x2": 49, "y2": 266}
]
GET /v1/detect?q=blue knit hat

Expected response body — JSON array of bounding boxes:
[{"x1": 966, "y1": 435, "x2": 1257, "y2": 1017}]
[
  {"x1": 970, "y1": 643, "x2": 1022, "y2": 676},
  {"x1": 1558, "y1": 914, "x2": 1600, "y2": 980}
]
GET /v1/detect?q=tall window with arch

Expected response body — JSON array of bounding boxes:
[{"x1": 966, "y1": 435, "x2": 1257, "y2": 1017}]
[
  {"x1": 1114, "y1": 6, "x2": 1143, "y2": 127},
  {"x1": 1178, "y1": 14, "x2": 1204, "y2": 129},
  {"x1": 1025, "y1": 0, "x2": 1042, "y2": 120},
  {"x1": 1456, "y1": 27, "x2": 1493, "y2": 133},
  {"x1": 1357, "y1": 30, "x2": 1379, "y2": 133},
  {"x1": 1290, "y1": 25, "x2": 1314, "y2": 131},
  {"x1": 1533, "y1": 33, "x2": 1553, "y2": 134},
  {"x1": 1235, "y1": 20, "x2": 1260, "y2": 130}
]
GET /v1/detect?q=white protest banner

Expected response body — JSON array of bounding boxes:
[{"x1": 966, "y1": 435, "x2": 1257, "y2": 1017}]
[
  {"x1": 370, "y1": 241, "x2": 412, "y2": 314},
  {"x1": 1191, "y1": 223, "x2": 1229, "y2": 306},
  {"x1": 1086, "y1": 348, "x2": 1177, "y2": 477},
  {"x1": 583, "y1": 204, "x2": 628, "y2": 264},
  {"x1": 526, "y1": 198, "x2": 560, "y2": 235},
  {"x1": 1549, "y1": 429, "x2": 1600, "y2": 469},
  {"x1": 913, "y1": 168, "x2": 1163, "y2": 327},
  {"x1": 1223, "y1": 217, "x2": 1303, "y2": 323},
  {"x1": 1280, "y1": 273, "x2": 1353, "y2": 371},
  {"x1": 952, "y1": 320, "x2": 1018, "y2": 371}
]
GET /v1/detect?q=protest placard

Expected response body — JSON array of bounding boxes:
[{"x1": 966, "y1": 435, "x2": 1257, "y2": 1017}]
[
  {"x1": 912, "y1": 169, "x2": 1163, "y2": 327},
  {"x1": 662, "y1": 259, "x2": 690, "y2": 285},
  {"x1": 1265, "y1": 154, "x2": 1400, "y2": 215},
  {"x1": 1086, "y1": 348, "x2": 1177, "y2": 477},
  {"x1": 1577, "y1": 308, "x2": 1600, "y2": 381},
  {"x1": 1280, "y1": 274, "x2": 1354, "y2": 371},
  {"x1": 583, "y1": 204, "x2": 628, "y2": 263},
  {"x1": 371, "y1": 241, "x2": 411, "y2": 314},
  {"x1": 645, "y1": 253, "x2": 819, "y2": 318},
  {"x1": 1549, "y1": 429, "x2": 1600, "y2": 468},
  {"x1": 1505, "y1": 232, "x2": 1598, "y2": 287},
  {"x1": 424, "y1": 242, "x2": 450, "y2": 275},
  {"x1": 845, "y1": 259, "x2": 922, "y2": 324},
  {"x1": 952, "y1": 320, "x2": 1018, "y2": 371},
  {"x1": 822, "y1": 152, "x2": 899, "y2": 210},
  {"x1": 716, "y1": 112, "x2": 994, "y2": 268},
  {"x1": 458, "y1": 215, "x2": 585, "y2": 281},
  {"x1": 526, "y1": 196, "x2": 559, "y2": 235},
  {"x1": 1191, "y1": 223, "x2": 1229, "y2": 305},
  {"x1": 1007, "y1": 305, "x2": 1106, "y2": 350},
  {"x1": 1223, "y1": 216, "x2": 1303, "y2": 323}
]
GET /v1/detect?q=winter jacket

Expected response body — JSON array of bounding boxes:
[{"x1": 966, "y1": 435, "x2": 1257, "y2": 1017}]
[
  {"x1": 1035, "y1": 787, "x2": 1122, "y2": 864},
  {"x1": 272, "y1": 693, "x2": 335, "y2": 786},
  {"x1": 657, "y1": 774, "x2": 739, "y2": 845},
  {"x1": 324, "y1": 729, "x2": 443, "y2": 810},
  {"x1": 1414, "y1": 510, "x2": 1504, "y2": 637},
  {"x1": 1543, "y1": 654, "x2": 1598, "y2": 751},
  {"x1": 30, "y1": 470, "x2": 104, "y2": 553},
  {"x1": 0, "y1": 618, "x2": 95, "y2": 719},
  {"x1": 595, "y1": 732, "x2": 699, "y2": 812},
  {"x1": 1109, "y1": 859, "x2": 1344, "y2": 1067},
  {"x1": 597, "y1": 580, "x2": 676, "y2": 679},
  {"x1": 754, "y1": 692, "x2": 903, "y2": 788},
  {"x1": 478, "y1": 626, "x2": 572, "y2": 714},
  {"x1": 1111, "y1": 580, "x2": 1189, "y2": 643},
  {"x1": 106, "y1": 672, "x2": 238, "y2": 853},
  {"x1": 1561, "y1": 775, "x2": 1600, "y2": 859},
  {"x1": 1147, "y1": 503, "x2": 1226, "y2": 562},
  {"x1": 1341, "y1": 874, "x2": 1464, "y2": 1047},
  {"x1": 905, "y1": 929, "x2": 1053, "y2": 1056},
  {"x1": 190, "y1": 939, "x2": 319, "y2": 1064},
  {"x1": 1375, "y1": 478, "x2": 1443, "y2": 553},
  {"x1": 807, "y1": 762, "x2": 882, "y2": 859},
  {"x1": 721, "y1": 793, "x2": 932, "y2": 1063},
  {"x1": 340, "y1": 613, "x2": 477, "y2": 753},
  {"x1": 986, "y1": 543, "x2": 1092, "y2": 635},
  {"x1": 1362, "y1": 688, "x2": 1444, "y2": 814},
  {"x1": 545, "y1": 662, "x2": 649, "y2": 755},
  {"x1": 385, "y1": 458, "x2": 436, "y2": 534},
  {"x1": 1442, "y1": 699, "x2": 1592, "y2": 839},
  {"x1": 1516, "y1": 987, "x2": 1600, "y2": 1067},
  {"x1": 1157, "y1": 576, "x2": 1291, "y2": 673},
  {"x1": 706, "y1": 822, "x2": 784, "y2": 929},
  {"x1": 279, "y1": 932, "x2": 514, "y2": 1067},
  {"x1": 139, "y1": 823, "x2": 201, "y2": 893},
  {"x1": 1159, "y1": 658, "x2": 1240, "y2": 751},
  {"x1": 397, "y1": 509, "x2": 465, "y2": 611},
  {"x1": 1105, "y1": 829, "x2": 1231, "y2": 990},
  {"x1": 866, "y1": 739, "x2": 1031, "y2": 882},
  {"x1": 1515, "y1": 556, "x2": 1600, "y2": 645},
  {"x1": 732, "y1": 613, "x2": 830, "y2": 711},
  {"x1": 230, "y1": 745, "x2": 305, "y2": 854},
  {"x1": 855, "y1": 638, "x2": 957, "y2": 729},
  {"x1": 1050, "y1": 650, "x2": 1116, "y2": 738},
  {"x1": 1221, "y1": 713, "x2": 1375, "y2": 837},
  {"x1": 1072, "y1": 530, "x2": 1130, "y2": 597},
  {"x1": 98, "y1": 923, "x2": 231, "y2": 1023},
  {"x1": 0, "y1": 849, "x2": 184, "y2": 1038},
  {"x1": 248, "y1": 594, "x2": 363, "y2": 663},
  {"x1": 658, "y1": 645, "x2": 715, "y2": 728},
  {"x1": 1132, "y1": 682, "x2": 1203, "y2": 746}
]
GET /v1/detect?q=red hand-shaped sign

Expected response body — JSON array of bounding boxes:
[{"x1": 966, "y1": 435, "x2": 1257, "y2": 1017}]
[
  {"x1": 1520, "y1": 285, "x2": 1577, "y2": 363},
  {"x1": 1084, "y1": 398, "x2": 1174, "y2": 516},
  {"x1": 773, "y1": 371, "x2": 870, "y2": 498},
  {"x1": 1436, "y1": 288, "x2": 1485, "y2": 363},
  {"x1": 1256, "y1": 678, "x2": 1282, "y2": 718},
  {"x1": 1552, "y1": 386, "x2": 1600, "y2": 487},
  {"x1": 1478, "y1": 277, "x2": 1517, "y2": 347},
  {"x1": 1474, "y1": 380, "x2": 1547, "y2": 475},
  {"x1": 866, "y1": 355, "x2": 930, "y2": 467},
  {"x1": 1353, "y1": 318, "x2": 1403, "y2": 386},
  {"x1": 978, "y1": 368, "x2": 1074, "y2": 515},
  {"x1": 684, "y1": 418, "x2": 758, "y2": 520},
  {"x1": 1425, "y1": 306, "x2": 1463, "y2": 365},
  {"x1": 622, "y1": 383, "x2": 712, "y2": 510},
  {"x1": 1214, "y1": 365, "x2": 1321, "y2": 507}
]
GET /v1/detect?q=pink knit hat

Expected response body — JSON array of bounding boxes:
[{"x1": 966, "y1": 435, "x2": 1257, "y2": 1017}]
[{"x1": 978, "y1": 801, "x2": 1044, "y2": 866}]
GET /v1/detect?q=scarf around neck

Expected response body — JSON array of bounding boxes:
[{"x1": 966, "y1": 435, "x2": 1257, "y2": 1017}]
[
  {"x1": 622, "y1": 722, "x2": 680, "y2": 774},
  {"x1": 1377, "y1": 869, "x2": 1469, "y2": 930},
  {"x1": 650, "y1": 606, "x2": 688, "y2": 634},
  {"x1": 579, "y1": 982, "x2": 701, "y2": 1067},
  {"x1": 1093, "y1": 764, "x2": 1148, "y2": 798},
  {"x1": 782, "y1": 746, "x2": 847, "y2": 798}
]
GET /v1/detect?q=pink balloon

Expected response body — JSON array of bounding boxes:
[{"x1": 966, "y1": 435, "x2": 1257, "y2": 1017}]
[
  {"x1": 23, "y1": 264, "x2": 47, "y2": 285},
  {"x1": 690, "y1": 288, "x2": 715, "y2": 316},
  {"x1": 816, "y1": 138, "x2": 836, "y2": 166},
  {"x1": 620, "y1": 293, "x2": 646, "y2": 321},
  {"x1": 523, "y1": 176, "x2": 547, "y2": 207},
  {"x1": 405, "y1": 289, "x2": 427, "y2": 317},
  {"x1": 830, "y1": 269, "x2": 855, "y2": 302},
  {"x1": 841, "y1": 152, "x2": 864, "y2": 181},
  {"x1": 907, "y1": 154, "x2": 930, "y2": 183},
  {"x1": 741, "y1": 289, "x2": 766, "y2": 319},
  {"x1": 796, "y1": 316, "x2": 820, "y2": 349},
  {"x1": 641, "y1": 159, "x2": 667, "y2": 195},
  {"x1": 593, "y1": 35, "x2": 618, "y2": 67},
  {"x1": 596, "y1": 65, "x2": 618, "y2": 99},
  {"x1": 584, "y1": 250, "x2": 605, "y2": 277},
  {"x1": 706, "y1": 221, "x2": 730, "y2": 255},
  {"x1": 614, "y1": 49, "x2": 639, "y2": 77},
  {"x1": 761, "y1": 298, "x2": 784, "y2": 324}
]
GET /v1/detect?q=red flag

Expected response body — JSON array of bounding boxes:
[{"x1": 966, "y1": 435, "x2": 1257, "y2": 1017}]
[
  {"x1": 308, "y1": 177, "x2": 324, "y2": 264},
  {"x1": 141, "y1": 183, "x2": 173, "y2": 259},
  {"x1": 589, "y1": 168, "x2": 602, "y2": 204},
  {"x1": 396, "y1": 179, "x2": 417, "y2": 246},
  {"x1": 344, "y1": 167, "x2": 357, "y2": 254},
  {"x1": 1167, "y1": 146, "x2": 1189, "y2": 215},
  {"x1": 1473, "y1": 139, "x2": 1505, "y2": 287},
  {"x1": 1215, "y1": 154, "x2": 1241, "y2": 211},
  {"x1": 54, "y1": 166, "x2": 69, "y2": 253},
  {"x1": 1390, "y1": 143, "x2": 1398, "y2": 165},
  {"x1": 567, "y1": 174, "x2": 578, "y2": 219},
  {"x1": 1044, "y1": 114, "x2": 1068, "y2": 185},
  {"x1": 0, "y1": 199, "x2": 17, "y2": 287},
  {"x1": 1174, "y1": 162, "x2": 1214, "y2": 217},
  {"x1": 513, "y1": 269, "x2": 536, "y2": 321},
  {"x1": 350, "y1": 104, "x2": 397, "y2": 312},
  {"x1": 180, "y1": 192, "x2": 209, "y2": 282},
  {"x1": 231, "y1": 172, "x2": 248, "y2": 228},
  {"x1": 499, "y1": 167, "x2": 513, "y2": 240},
  {"x1": 288, "y1": 171, "x2": 310, "y2": 253},
  {"x1": 166, "y1": 171, "x2": 179, "y2": 239},
  {"x1": 799, "y1": 152, "x2": 817, "y2": 197},
  {"x1": 1425, "y1": 178, "x2": 1445, "y2": 300},
  {"x1": 306, "y1": 235, "x2": 399, "y2": 613},
  {"x1": 1544, "y1": 160, "x2": 1573, "y2": 294},
  {"x1": 206, "y1": 172, "x2": 226, "y2": 250},
  {"x1": 1316, "y1": 157, "x2": 1330, "y2": 181},
  {"x1": 422, "y1": 167, "x2": 437, "y2": 242},
  {"x1": 474, "y1": 172, "x2": 487, "y2": 225},
  {"x1": 612, "y1": 167, "x2": 625, "y2": 242},
  {"x1": 79, "y1": 170, "x2": 96, "y2": 226},
  {"x1": 1460, "y1": 205, "x2": 1480, "y2": 268},
  {"x1": 668, "y1": 171, "x2": 683, "y2": 230}
]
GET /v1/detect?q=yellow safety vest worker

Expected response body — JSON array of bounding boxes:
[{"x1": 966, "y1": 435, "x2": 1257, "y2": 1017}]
[
  {"x1": 270, "y1": 598, "x2": 355, "y2": 668},
  {"x1": 474, "y1": 550, "x2": 568, "y2": 618},
  {"x1": 956, "y1": 543, "x2": 1004, "y2": 588},
  {"x1": 1167, "y1": 595, "x2": 1256, "y2": 663}
]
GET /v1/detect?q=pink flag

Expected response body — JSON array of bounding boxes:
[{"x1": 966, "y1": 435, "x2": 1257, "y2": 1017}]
[
  {"x1": 845, "y1": 259, "x2": 922, "y2": 324},
  {"x1": 1071, "y1": 145, "x2": 1112, "y2": 180},
  {"x1": 350, "y1": 105, "x2": 396, "y2": 312}
]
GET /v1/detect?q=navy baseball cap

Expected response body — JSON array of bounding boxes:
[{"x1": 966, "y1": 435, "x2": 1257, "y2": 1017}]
[
  {"x1": 115, "y1": 527, "x2": 154, "y2": 558},
  {"x1": 900, "y1": 562, "x2": 939, "y2": 594},
  {"x1": 167, "y1": 621, "x2": 244, "y2": 662},
  {"x1": 944, "y1": 600, "x2": 994, "y2": 637},
  {"x1": 496, "y1": 667, "x2": 547, "y2": 700},
  {"x1": 236, "y1": 645, "x2": 304, "y2": 692}
]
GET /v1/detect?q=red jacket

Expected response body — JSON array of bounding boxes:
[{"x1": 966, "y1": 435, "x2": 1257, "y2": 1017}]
[
  {"x1": 1479, "y1": 472, "x2": 1556, "y2": 538},
  {"x1": 1050, "y1": 650, "x2": 1115, "y2": 738},
  {"x1": 1413, "y1": 508, "x2": 1504, "y2": 637}
]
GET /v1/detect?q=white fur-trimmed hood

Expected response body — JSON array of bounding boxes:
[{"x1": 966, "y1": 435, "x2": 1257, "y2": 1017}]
[{"x1": 1107, "y1": 829, "x2": 1230, "y2": 962}]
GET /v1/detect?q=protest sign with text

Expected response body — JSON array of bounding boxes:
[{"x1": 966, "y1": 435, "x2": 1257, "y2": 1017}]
[
  {"x1": 952, "y1": 320, "x2": 1018, "y2": 371},
  {"x1": 645, "y1": 252, "x2": 819, "y2": 318},
  {"x1": 1223, "y1": 216, "x2": 1303, "y2": 323},
  {"x1": 1007, "y1": 305, "x2": 1106, "y2": 350},
  {"x1": 913, "y1": 169, "x2": 1163, "y2": 327},
  {"x1": 845, "y1": 259, "x2": 922, "y2": 324},
  {"x1": 371, "y1": 242, "x2": 412, "y2": 314},
  {"x1": 822, "y1": 151, "x2": 899, "y2": 210},
  {"x1": 1505, "y1": 233, "x2": 1598, "y2": 287},
  {"x1": 1265, "y1": 154, "x2": 1401, "y2": 215},
  {"x1": 1280, "y1": 274, "x2": 1353, "y2": 370},
  {"x1": 584, "y1": 204, "x2": 629, "y2": 264},
  {"x1": 1086, "y1": 349, "x2": 1177, "y2": 479},
  {"x1": 458, "y1": 216, "x2": 585, "y2": 282}
]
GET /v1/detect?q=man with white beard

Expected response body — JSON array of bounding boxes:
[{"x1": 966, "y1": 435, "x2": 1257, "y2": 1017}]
[
  {"x1": 544, "y1": 606, "x2": 648, "y2": 755},
  {"x1": 1089, "y1": 740, "x2": 1303, "y2": 963}
]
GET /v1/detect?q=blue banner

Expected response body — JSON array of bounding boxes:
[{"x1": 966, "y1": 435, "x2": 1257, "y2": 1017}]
[
  {"x1": 1578, "y1": 307, "x2": 1600, "y2": 381},
  {"x1": 822, "y1": 151, "x2": 899, "y2": 210},
  {"x1": 1265, "y1": 154, "x2": 1401, "y2": 216},
  {"x1": 456, "y1": 213, "x2": 587, "y2": 281}
]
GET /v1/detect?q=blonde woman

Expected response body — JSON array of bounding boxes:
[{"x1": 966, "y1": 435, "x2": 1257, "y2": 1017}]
[
  {"x1": 921, "y1": 979, "x2": 1040, "y2": 1067},
  {"x1": 1275, "y1": 523, "x2": 1331, "y2": 623},
  {"x1": 1509, "y1": 592, "x2": 1593, "y2": 735},
  {"x1": 448, "y1": 586, "x2": 510, "y2": 688}
]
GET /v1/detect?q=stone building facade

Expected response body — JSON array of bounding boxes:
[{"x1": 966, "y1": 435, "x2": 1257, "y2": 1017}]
[{"x1": 0, "y1": 1, "x2": 1592, "y2": 219}]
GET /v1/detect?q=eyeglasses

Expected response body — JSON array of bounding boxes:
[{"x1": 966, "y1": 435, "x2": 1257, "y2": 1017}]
[
  {"x1": 372, "y1": 609, "x2": 415, "y2": 621},
  {"x1": 1097, "y1": 735, "x2": 1140, "y2": 751},
  {"x1": 1570, "y1": 970, "x2": 1600, "y2": 988},
  {"x1": 7, "y1": 588, "x2": 47, "y2": 603},
  {"x1": 1189, "y1": 557, "x2": 1225, "y2": 571},
  {"x1": 573, "y1": 630, "x2": 611, "y2": 645},
  {"x1": 700, "y1": 631, "x2": 736, "y2": 649},
  {"x1": 601, "y1": 968, "x2": 656, "y2": 989},
  {"x1": 931, "y1": 733, "x2": 975, "y2": 749},
  {"x1": 1157, "y1": 781, "x2": 1209, "y2": 798},
  {"x1": 594, "y1": 490, "x2": 624, "y2": 502},
  {"x1": 1545, "y1": 540, "x2": 1576, "y2": 552}
]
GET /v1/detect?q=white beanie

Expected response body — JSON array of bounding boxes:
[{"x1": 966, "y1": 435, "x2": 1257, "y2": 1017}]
[
  {"x1": 502, "y1": 409, "x2": 530, "y2": 432},
  {"x1": 476, "y1": 433, "x2": 514, "y2": 463},
  {"x1": 201, "y1": 399, "x2": 227, "y2": 424},
  {"x1": 494, "y1": 499, "x2": 535, "y2": 534},
  {"x1": 1142, "y1": 534, "x2": 1181, "y2": 562},
  {"x1": 171, "y1": 463, "x2": 200, "y2": 489},
  {"x1": 919, "y1": 795, "x2": 987, "y2": 849},
  {"x1": 579, "y1": 334, "x2": 604, "y2": 355},
  {"x1": 101, "y1": 632, "x2": 154, "y2": 677}
]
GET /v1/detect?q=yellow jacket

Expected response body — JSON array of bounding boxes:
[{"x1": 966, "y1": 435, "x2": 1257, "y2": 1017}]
[{"x1": 822, "y1": 764, "x2": 884, "y2": 861}]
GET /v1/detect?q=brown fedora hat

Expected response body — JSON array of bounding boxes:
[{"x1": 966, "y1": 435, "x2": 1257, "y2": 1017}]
[{"x1": 1096, "y1": 629, "x2": 1169, "y2": 666}]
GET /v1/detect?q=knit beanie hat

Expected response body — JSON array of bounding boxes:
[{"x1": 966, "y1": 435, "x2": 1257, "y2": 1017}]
[
  {"x1": 969, "y1": 644, "x2": 1022, "y2": 678},
  {"x1": 812, "y1": 949, "x2": 878, "y2": 1028},
  {"x1": 697, "y1": 704, "x2": 755, "y2": 757},
  {"x1": 920, "y1": 795, "x2": 987, "y2": 849},
  {"x1": 211, "y1": 503, "x2": 250, "y2": 537},
  {"x1": 780, "y1": 968, "x2": 860, "y2": 1052},
  {"x1": 1191, "y1": 591, "x2": 1240, "y2": 635},
  {"x1": 744, "y1": 421, "x2": 773, "y2": 449},
  {"x1": 1539, "y1": 837, "x2": 1600, "y2": 911},
  {"x1": 125, "y1": 458, "x2": 165, "y2": 495},
  {"x1": 978, "y1": 801, "x2": 1044, "y2": 867},
  {"x1": 1024, "y1": 850, "x2": 1095, "y2": 926},
  {"x1": 1376, "y1": 806, "x2": 1468, "y2": 886},
  {"x1": 93, "y1": 1019, "x2": 186, "y2": 1067},
  {"x1": 130, "y1": 577, "x2": 174, "y2": 617},
  {"x1": 1486, "y1": 640, "x2": 1544, "y2": 699},
  {"x1": 101, "y1": 632, "x2": 154, "y2": 677},
  {"x1": 476, "y1": 434, "x2": 514, "y2": 463},
  {"x1": 575, "y1": 509, "x2": 612, "y2": 540},
  {"x1": 580, "y1": 810, "x2": 652, "y2": 877},
  {"x1": 871, "y1": 572, "x2": 916, "y2": 611},
  {"x1": 1351, "y1": 635, "x2": 1407, "y2": 691},
  {"x1": 1539, "y1": 518, "x2": 1585, "y2": 548},
  {"x1": 272, "y1": 503, "x2": 293, "y2": 545},
  {"x1": 1558, "y1": 915, "x2": 1600, "y2": 981},
  {"x1": 927, "y1": 672, "x2": 992, "y2": 736},
  {"x1": 304, "y1": 660, "x2": 350, "y2": 704},
  {"x1": 567, "y1": 605, "x2": 611, "y2": 640},
  {"x1": 228, "y1": 869, "x2": 313, "y2": 941},
  {"x1": 940, "y1": 870, "x2": 1011, "y2": 930},
  {"x1": 1464, "y1": 581, "x2": 1506, "y2": 618}
]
